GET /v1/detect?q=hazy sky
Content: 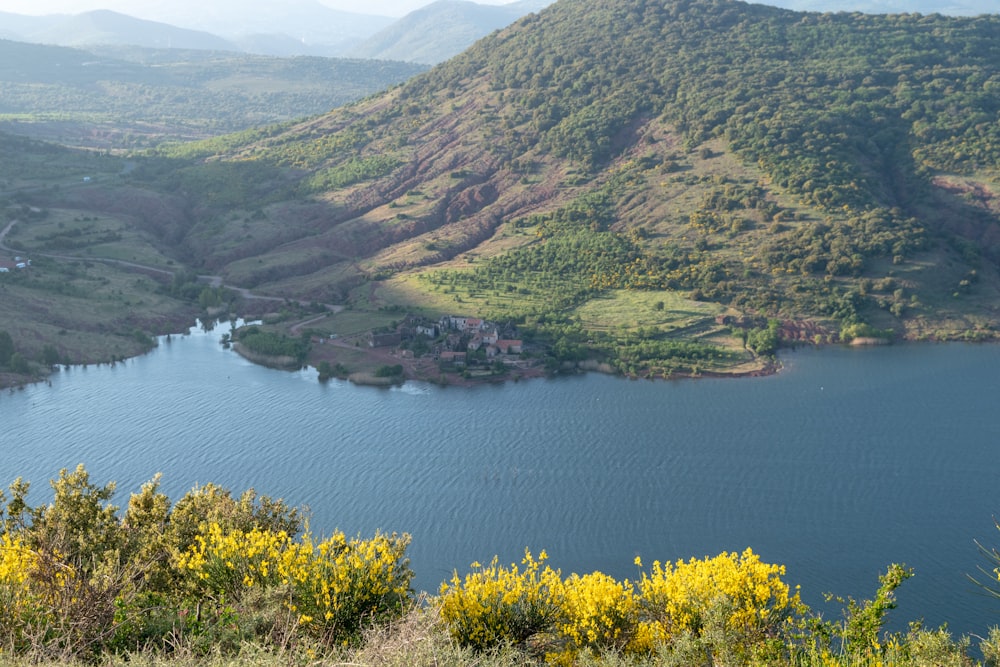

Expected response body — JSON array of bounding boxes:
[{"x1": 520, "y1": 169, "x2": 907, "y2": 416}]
[
  {"x1": 0, "y1": 0, "x2": 520, "y2": 18},
  {"x1": 0, "y1": 0, "x2": 990, "y2": 22}
]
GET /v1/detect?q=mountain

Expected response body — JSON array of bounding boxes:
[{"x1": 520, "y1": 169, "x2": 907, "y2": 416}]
[
  {"x1": 351, "y1": 0, "x2": 553, "y2": 64},
  {"x1": 9, "y1": 10, "x2": 238, "y2": 51},
  {"x1": 22, "y1": 0, "x2": 1000, "y2": 376},
  {"x1": 114, "y1": 0, "x2": 392, "y2": 49},
  {"x1": 0, "y1": 3, "x2": 394, "y2": 57},
  {"x1": 0, "y1": 11, "x2": 60, "y2": 40},
  {"x1": 133, "y1": 0, "x2": 396, "y2": 56}
]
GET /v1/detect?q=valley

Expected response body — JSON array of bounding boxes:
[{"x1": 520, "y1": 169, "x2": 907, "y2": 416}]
[
  {"x1": 5, "y1": 1, "x2": 1000, "y2": 664},
  {"x1": 3, "y1": 0, "x2": 1000, "y2": 391}
]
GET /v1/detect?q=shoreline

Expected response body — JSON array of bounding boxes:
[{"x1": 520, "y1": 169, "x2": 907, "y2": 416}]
[
  {"x1": 5, "y1": 323, "x2": 998, "y2": 393},
  {"x1": 311, "y1": 332, "x2": 776, "y2": 388}
]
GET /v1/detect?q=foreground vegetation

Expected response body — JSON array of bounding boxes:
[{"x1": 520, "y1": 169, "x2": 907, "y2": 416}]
[{"x1": 2, "y1": 466, "x2": 999, "y2": 666}]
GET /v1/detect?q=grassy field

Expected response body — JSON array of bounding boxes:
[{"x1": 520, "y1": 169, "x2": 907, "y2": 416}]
[
  {"x1": 301, "y1": 309, "x2": 401, "y2": 338},
  {"x1": 0, "y1": 257, "x2": 195, "y2": 368},
  {"x1": 0, "y1": 135, "x2": 121, "y2": 190},
  {"x1": 4, "y1": 208, "x2": 178, "y2": 271},
  {"x1": 574, "y1": 290, "x2": 723, "y2": 334}
]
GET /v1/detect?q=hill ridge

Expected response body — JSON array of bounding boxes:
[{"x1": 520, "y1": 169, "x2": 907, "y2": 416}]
[
  {"x1": 154, "y1": 0, "x2": 1000, "y2": 347},
  {"x1": 9, "y1": 0, "x2": 999, "y2": 381}
]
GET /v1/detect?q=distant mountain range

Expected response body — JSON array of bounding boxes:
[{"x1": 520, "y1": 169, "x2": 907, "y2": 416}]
[
  {"x1": 0, "y1": 10, "x2": 235, "y2": 52},
  {"x1": 134, "y1": 0, "x2": 394, "y2": 49},
  {"x1": 0, "y1": 5, "x2": 391, "y2": 58},
  {"x1": 0, "y1": 0, "x2": 549, "y2": 61},
  {"x1": 4, "y1": 0, "x2": 991, "y2": 65},
  {"x1": 349, "y1": 0, "x2": 553, "y2": 64}
]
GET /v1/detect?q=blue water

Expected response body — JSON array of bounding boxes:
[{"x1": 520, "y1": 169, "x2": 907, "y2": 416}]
[{"x1": 3, "y1": 323, "x2": 1000, "y2": 637}]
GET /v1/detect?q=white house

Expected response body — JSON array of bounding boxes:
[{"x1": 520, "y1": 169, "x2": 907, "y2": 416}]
[{"x1": 416, "y1": 324, "x2": 438, "y2": 338}]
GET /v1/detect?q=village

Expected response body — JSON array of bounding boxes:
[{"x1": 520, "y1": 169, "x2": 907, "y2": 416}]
[
  {"x1": 368, "y1": 314, "x2": 533, "y2": 371},
  {"x1": 307, "y1": 312, "x2": 541, "y2": 385}
]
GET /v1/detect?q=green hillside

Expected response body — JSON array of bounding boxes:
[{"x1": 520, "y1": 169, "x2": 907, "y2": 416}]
[
  {"x1": 126, "y1": 0, "x2": 1000, "y2": 375},
  {"x1": 5, "y1": 0, "x2": 1000, "y2": 382}
]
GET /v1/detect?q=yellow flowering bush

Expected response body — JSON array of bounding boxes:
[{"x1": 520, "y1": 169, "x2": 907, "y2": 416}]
[
  {"x1": 0, "y1": 534, "x2": 46, "y2": 648},
  {"x1": 0, "y1": 534, "x2": 79, "y2": 652},
  {"x1": 438, "y1": 549, "x2": 562, "y2": 651},
  {"x1": 635, "y1": 547, "x2": 804, "y2": 657},
  {"x1": 175, "y1": 522, "x2": 290, "y2": 595},
  {"x1": 554, "y1": 571, "x2": 639, "y2": 657},
  {"x1": 0, "y1": 534, "x2": 38, "y2": 611},
  {"x1": 441, "y1": 547, "x2": 805, "y2": 662},
  {"x1": 4, "y1": 469, "x2": 951, "y2": 664},
  {"x1": 176, "y1": 522, "x2": 412, "y2": 643},
  {"x1": 282, "y1": 531, "x2": 412, "y2": 640}
]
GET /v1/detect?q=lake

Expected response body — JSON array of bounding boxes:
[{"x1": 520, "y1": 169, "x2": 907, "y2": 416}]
[{"x1": 3, "y1": 322, "x2": 1000, "y2": 638}]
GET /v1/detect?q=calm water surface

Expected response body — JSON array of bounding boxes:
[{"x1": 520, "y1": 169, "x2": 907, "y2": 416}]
[{"x1": 3, "y1": 323, "x2": 1000, "y2": 636}]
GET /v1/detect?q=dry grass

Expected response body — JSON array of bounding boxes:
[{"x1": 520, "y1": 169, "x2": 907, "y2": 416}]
[
  {"x1": 0, "y1": 604, "x2": 525, "y2": 667},
  {"x1": 4, "y1": 209, "x2": 177, "y2": 271}
]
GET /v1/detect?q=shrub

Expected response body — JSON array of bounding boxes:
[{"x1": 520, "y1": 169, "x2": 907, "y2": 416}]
[
  {"x1": 636, "y1": 548, "x2": 802, "y2": 644},
  {"x1": 439, "y1": 547, "x2": 803, "y2": 664},
  {"x1": 375, "y1": 364, "x2": 404, "y2": 377},
  {"x1": 0, "y1": 534, "x2": 57, "y2": 651},
  {"x1": 438, "y1": 549, "x2": 562, "y2": 652},
  {"x1": 0, "y1": 468, "x2": 409, "y2": 658},
  {"x1": 555, "y1": 571, "x2": 639, "y2": 658},
  {"x1": 177, "y1": 524, "x2": 412, "y2": 645},
  {"x1": 823, "y1": 563, "x2": 913, "y2": 660}
]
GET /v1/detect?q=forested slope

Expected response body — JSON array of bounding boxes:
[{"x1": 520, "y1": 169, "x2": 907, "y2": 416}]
[{"x1": 82, "y1": 0, "x2": 1000, "y2": 371}]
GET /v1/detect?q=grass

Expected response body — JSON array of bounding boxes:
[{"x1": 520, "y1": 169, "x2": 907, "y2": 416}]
[
  {"x1": 0, "y1": 257, "x2": 194, "y2": 366},
  {"x1": 574, "y1": 290, "x2": 723, "y2": 333},
  {"x1": 318, "y1": 309, "x2": 402, "y2": 337},
  {"x1": 220, "y1": 244, "x2": 340, "y2": 287},
  {"x1": 0, "y1": 136, "x2": 120, "y2": 188},
  {"x1": 4, "y1": 209, "x2": 177, "y2": 270},
  {"x1": 0, "y1": 606, "x2": 517, "y2": 667},
  {"x1": 0, "y1": 603, "x2": 987, "y2": 667}
]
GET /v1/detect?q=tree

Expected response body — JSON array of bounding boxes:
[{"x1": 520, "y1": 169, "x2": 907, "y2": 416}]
[
  {"x1": 42, "y1": 344, "x2": 61, "y2": 367},
  {"x1": 8, "y1": 352, "x2": 29, "y2": 374},
  {"x1": 745, "y1": 320, "x2": 780, "y2": 356},
  {"x1": 0, "y1": 330, "x2": 13, "y2": 366}
]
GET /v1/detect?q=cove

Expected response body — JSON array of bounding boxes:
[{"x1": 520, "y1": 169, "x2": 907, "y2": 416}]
[{"x1": 3, "y1": 322, "x2": 1000, "y2": 638}]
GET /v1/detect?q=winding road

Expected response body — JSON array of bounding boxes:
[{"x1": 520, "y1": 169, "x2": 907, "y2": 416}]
[{"x1": 0, "y1": 219, "x2": 18, "y2": 250}]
